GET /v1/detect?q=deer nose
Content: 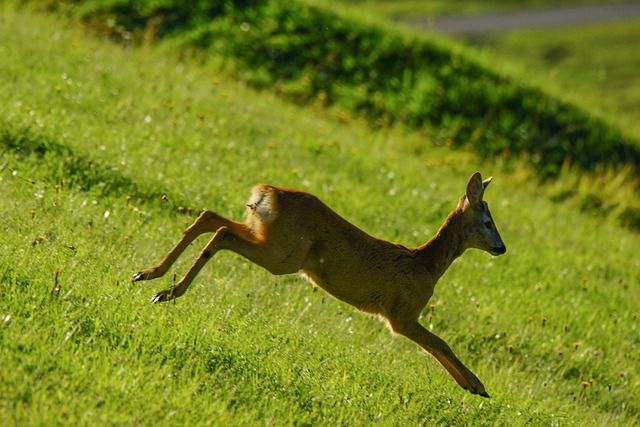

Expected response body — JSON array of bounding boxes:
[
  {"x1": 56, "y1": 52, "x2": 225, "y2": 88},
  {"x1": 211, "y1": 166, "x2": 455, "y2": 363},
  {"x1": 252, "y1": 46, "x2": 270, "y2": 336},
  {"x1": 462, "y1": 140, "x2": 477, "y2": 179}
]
[{"x1": 491, "y1": 245, "x2": 506, "y2": 256}]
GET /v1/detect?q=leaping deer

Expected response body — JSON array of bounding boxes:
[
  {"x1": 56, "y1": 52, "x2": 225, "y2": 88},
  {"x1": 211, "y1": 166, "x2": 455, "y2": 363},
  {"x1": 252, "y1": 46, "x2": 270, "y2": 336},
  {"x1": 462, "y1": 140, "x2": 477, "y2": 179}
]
[{"x1": 132, "y1": 172, "x2": 506, "y2": 396}]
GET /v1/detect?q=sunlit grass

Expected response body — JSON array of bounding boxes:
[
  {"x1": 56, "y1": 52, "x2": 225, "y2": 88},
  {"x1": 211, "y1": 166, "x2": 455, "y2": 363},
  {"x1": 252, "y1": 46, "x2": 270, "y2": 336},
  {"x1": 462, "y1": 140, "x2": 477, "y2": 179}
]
[
  {"x1": 1, "y1": 6, "x2": 639, "y2": 426},
  {"x1": 330, "y1": 1, "x2": 640, "y2": 160},
  {"x1": 341, "y1": 2, "x2": 640, "y2": 140},
  {"x1": 325, "y1": 0, "x2": 628, "y2": 20},
  {"x1": 473, "y1": 18, "x2": 640, "y2": 141}
]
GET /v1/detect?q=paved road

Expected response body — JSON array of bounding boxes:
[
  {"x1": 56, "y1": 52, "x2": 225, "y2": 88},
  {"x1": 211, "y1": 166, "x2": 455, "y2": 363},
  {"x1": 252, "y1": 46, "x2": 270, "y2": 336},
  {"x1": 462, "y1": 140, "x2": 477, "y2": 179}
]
[{"x1": 403, "y1": 2, "x2": 640, "y2": 34}]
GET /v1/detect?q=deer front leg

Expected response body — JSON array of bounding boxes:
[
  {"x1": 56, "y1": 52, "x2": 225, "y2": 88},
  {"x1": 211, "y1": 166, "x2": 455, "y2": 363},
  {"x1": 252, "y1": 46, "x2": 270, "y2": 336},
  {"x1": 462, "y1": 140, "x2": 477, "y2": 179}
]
[
  {"x1": 391, "y1": 320, "x2": 489, "y2": 397},
  {"x1": 149, "y1": 226, "x2": 233, "y2": 303},
  {"x1": 151, "y1": 224, "x2": 279, "y2": 303},
  {"x1": 131, "y1": 211, "x2": 241, "y2": 282},
  {"x1": 150, "y1": 222, "x2": 306, "y2": 303}
]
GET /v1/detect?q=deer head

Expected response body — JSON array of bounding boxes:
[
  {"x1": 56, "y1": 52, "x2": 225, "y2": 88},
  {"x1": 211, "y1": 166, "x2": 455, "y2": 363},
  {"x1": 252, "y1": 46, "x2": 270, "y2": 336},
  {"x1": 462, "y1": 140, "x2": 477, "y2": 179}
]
[{"x1": 459, "y1": 172, "x2": 506, "y2": 256}]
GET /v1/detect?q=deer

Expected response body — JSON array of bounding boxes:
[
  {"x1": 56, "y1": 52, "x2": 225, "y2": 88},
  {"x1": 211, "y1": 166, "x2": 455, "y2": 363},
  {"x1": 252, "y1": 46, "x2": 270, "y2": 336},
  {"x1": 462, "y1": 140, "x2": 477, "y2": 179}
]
[{"x1": 132, "y1": 172, "x2": 506, "y2": 397}]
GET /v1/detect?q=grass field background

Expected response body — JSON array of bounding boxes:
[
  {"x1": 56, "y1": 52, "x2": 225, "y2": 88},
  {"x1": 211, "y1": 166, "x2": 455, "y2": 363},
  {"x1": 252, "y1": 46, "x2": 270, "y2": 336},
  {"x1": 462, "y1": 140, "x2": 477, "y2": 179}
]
[
  {"x1": 335, "y1": 0, "x2": 640, "y2": 141},
  {"x1": 328, "y1": 0, "x2": 631, "y2": 19},
  {"x1": 469, "y1": 19, "x2": 640, "y2": 141},
  {"x1": 1, "y1": 4, "x2": 639, "y2": 426}
]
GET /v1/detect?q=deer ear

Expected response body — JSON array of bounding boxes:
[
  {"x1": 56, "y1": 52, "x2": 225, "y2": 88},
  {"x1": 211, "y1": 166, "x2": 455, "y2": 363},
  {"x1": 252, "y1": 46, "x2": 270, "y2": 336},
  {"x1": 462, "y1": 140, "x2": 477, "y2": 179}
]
[{"x1": 466, "y1": 172, "x2": 484, "y2": 205}]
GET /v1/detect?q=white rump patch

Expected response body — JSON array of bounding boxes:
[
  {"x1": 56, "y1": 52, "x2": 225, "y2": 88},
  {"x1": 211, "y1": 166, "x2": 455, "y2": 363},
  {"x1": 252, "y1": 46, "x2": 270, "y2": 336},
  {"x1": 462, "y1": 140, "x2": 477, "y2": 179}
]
[{"x1": 247, "y1": 186, "x2": 278, "y2": 224}]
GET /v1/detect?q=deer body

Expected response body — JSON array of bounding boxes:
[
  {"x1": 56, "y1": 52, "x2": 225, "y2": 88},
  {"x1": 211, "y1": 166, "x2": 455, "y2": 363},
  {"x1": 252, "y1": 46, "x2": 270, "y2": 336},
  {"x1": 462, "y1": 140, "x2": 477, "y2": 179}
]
[{"x1": 133, "y1": 172, "x2": 506, "y2": 397}]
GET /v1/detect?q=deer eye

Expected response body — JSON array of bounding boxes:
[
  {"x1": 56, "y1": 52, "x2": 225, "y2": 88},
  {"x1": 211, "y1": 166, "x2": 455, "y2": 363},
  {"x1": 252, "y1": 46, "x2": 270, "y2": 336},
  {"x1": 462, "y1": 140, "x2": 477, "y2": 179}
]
[{"x1": 484, "y1": 221, "x2": 493, "y2": 229}]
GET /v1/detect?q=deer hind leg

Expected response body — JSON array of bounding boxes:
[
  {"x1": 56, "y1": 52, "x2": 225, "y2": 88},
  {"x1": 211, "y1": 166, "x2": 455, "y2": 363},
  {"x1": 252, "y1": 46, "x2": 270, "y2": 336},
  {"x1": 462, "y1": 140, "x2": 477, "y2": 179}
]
[
  {"x1": 390, "y1": 319, "x2": 489, "y2": 397},
  {"x1": 132, "y1": 210, "x2": 247, "y2": 282},
  {"x1": 150, "y1": 225, "x2": 309, "y2": 304}
]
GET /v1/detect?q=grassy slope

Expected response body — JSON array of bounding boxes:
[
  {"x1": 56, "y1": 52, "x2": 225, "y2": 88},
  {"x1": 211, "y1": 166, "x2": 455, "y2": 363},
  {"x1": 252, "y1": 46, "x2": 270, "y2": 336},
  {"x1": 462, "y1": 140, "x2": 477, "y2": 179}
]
[
  {"x1": 35, "y1": 0, "x2": 640, "y2": 178},
  {"x1": 326, "y1": 0, "x2": 640, "y2": 229},
  {"x1": 474, "y1": 19, "x2": 640, "y2": 141},
  {"x1": 336, "y1": 1, "x2": 640, "y2": 142},
  {"x1": 1, "y1": 6, "x2": 639, "y2": 427},
  {"x1": 328, "y1": 0, "x2": 629, "y2": 19}
]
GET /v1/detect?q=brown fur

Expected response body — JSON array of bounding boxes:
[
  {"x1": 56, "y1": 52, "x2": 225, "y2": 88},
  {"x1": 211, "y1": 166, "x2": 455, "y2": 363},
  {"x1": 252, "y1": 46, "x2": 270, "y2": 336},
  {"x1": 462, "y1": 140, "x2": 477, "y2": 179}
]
[{"x1": 132, "y1": 172, "x2": 506, "y2": 396}]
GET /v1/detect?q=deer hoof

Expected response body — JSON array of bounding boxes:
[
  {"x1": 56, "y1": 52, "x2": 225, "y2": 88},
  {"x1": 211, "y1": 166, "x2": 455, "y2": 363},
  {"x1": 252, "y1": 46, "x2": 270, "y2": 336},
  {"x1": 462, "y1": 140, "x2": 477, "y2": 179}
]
[
  {"x1": 131, "y1": 272, "x2": 145, "y2": 282},
  {"x1": 131, "y1": 268, "x2": 155, "y2": 282},
  {"x1": 150, "y1": 289, "x2": 174, "y2": 304}
]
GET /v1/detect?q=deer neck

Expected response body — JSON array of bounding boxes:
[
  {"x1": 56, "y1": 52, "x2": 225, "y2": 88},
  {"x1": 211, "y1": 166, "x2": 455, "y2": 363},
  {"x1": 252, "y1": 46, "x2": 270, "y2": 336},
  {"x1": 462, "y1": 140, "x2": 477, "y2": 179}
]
[{"x1": 417, "y1": 208, "x2": 465, "y2": 282}]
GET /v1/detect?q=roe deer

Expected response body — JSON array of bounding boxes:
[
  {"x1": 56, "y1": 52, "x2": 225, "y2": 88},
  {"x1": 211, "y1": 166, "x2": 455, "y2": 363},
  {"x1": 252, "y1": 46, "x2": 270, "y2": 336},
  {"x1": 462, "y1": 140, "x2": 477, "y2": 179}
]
[{"x1": 132, "y1": 172, "x2": 506, "y2": 396}]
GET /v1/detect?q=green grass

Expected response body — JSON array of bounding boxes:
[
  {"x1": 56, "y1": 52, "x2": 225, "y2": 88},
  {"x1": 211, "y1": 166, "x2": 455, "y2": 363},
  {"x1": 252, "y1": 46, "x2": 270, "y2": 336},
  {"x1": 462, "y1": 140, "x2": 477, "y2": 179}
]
[
  {"x1": 322, "y1": 0, "x2": 640, "y2": 227},
  {"x1": 333, "y1": 1, "x2": 640, "y2": 142},
  {"x1": 471, "y1": 19, "x2": 640, "y2": 141},
  {"x1": 1, "y1": 6, "x2": 639, "y2": 426},
  {"x1": 326, "y1": 0, "x2": 629, "y2": 19},
  {"x1": 27, "y1": 0, "x2": 640, "y2": 182}
]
